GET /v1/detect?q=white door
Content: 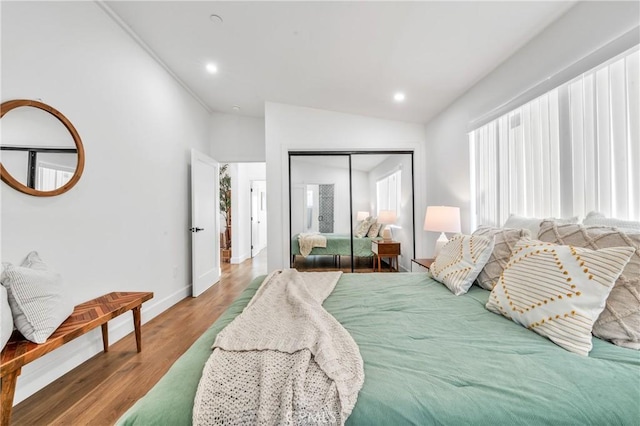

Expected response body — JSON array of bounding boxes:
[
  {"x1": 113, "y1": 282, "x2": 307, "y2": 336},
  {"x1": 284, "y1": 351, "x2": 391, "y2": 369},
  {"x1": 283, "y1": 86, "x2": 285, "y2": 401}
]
[
  {"x1": 190, "y1": 149, "x2": 220, "y2": 297},
  {"x1": 251, "y1": 180, "x2": 267, "y2": 256}
]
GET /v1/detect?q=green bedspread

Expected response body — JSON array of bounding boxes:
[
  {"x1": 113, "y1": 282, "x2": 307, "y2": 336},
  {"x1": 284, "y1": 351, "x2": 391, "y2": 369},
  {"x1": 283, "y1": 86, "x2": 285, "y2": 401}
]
[
  {"x1": 118, "y1": 273, "x2": 640, "y2": 425},
  {"x1": 291, "y1": 233, "x2": 380, "y2": 257}
]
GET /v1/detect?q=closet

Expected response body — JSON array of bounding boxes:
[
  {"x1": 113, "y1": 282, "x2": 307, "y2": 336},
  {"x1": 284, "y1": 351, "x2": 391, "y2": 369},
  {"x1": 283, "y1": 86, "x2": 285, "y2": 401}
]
[{"x1": 289, "y1": 151, "x2": 415, "y2": 272}]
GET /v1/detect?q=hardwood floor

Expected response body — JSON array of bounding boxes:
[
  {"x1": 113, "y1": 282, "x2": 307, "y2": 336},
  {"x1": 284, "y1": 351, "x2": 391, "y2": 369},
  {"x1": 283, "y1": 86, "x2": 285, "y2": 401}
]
[{"x1": 10, "y1": 250, "x2": 267, "y2": 426}]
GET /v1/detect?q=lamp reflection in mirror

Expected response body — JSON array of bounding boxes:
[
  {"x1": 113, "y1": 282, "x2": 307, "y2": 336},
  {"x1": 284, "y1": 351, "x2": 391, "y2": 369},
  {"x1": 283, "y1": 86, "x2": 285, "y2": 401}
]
[
  {"x1": 356, "y1": 211, "x2": 369, "y2": 221},
  {"x1": 378, "y1": 210, "x2": 397, "y2": 241},
  {"x1": 424, "y1": 206, "x2": 461, "y2": 256}
]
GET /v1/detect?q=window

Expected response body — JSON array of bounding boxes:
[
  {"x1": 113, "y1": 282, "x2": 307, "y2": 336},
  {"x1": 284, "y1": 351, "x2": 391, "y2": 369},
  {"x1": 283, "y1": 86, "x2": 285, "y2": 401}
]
[
  {"x1": 37, "y1": 162, "x2": 74, "y2": 191},
  {"x1": 470, "y1": 45, "x2": 639, "y2": 227},
  {"x1": 376, "y1": 170, "x2": 401, "y2": 217}
]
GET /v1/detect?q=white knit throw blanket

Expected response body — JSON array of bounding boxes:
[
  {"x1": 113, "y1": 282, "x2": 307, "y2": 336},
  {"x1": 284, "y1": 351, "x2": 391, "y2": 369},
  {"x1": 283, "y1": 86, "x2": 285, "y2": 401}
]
[
  {"x1": 298, "y1": 233, "x2": 327, "y2": 257},
  {"x1": 193, "y1": 270, "x2": 364, "y2": 425}
]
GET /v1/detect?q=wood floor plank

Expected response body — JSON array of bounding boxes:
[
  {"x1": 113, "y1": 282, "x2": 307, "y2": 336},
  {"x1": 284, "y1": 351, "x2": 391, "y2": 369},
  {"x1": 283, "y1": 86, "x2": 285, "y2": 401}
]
[{"x1": 10, "y1": 251, "x2": 267, "y2": 426}]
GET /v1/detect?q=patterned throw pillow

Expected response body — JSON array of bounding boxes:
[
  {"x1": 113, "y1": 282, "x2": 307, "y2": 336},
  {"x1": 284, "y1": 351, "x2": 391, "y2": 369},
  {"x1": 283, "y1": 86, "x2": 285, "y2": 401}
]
[
  {"x1": 367, "y1": 222, "x2": 382, "y2": 238},
  {"x1": 431, "y1": 234, "x2": 495, "y2": 296},
  {"x1": 486, "y1": 239, "x2": 634, "y2": 356},
  {"x1": 472, "y1": 226, "x2": 531, "y2": 290},
  {"x1": 0, "y1": 253, "x2": 73, "y2": 344},
  {"x1": 539, "y1": 221, "x2": 640, "y2": 350},
  {"x1": 354, "y1": 217, "x2": 372, "y2": 238}
]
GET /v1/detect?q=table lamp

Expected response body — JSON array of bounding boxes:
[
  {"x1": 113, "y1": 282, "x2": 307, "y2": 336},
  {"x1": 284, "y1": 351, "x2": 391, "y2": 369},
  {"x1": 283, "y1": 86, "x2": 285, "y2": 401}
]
[
  {"x1": 356, "y1": 211, "x2": 369, "y2": 221},
  {"x1": 424, "y1": 206, "x2": 461, "y2": 256},
  {"x1": 378, "y1": 210, "x2": 397, "y2": 241}
]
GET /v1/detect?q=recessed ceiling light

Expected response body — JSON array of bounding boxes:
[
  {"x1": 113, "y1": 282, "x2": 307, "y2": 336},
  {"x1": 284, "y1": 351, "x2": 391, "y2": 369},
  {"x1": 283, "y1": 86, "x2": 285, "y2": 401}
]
[
  {"x1": 232, "y1": 105, "x2": 241, "y2": 112},
  {"x1": 394, "y1": 92, "x2": 406, "y2": 102},
  {"x1": 206, "y1": 63, "x2": 218, "y2": 74},
  {"x1": 210, "y1": 14, "x2": 223, "y2": 24}
]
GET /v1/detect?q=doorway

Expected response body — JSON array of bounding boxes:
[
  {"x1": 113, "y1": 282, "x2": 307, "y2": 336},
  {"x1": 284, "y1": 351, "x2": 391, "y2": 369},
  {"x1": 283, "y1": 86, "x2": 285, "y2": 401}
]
[
  {"x1": 225, "y1": 162, "x2": 267, "y2": 264},
  {"x1": 251, "y1": 180, "x2": 267, "y2": 257}
]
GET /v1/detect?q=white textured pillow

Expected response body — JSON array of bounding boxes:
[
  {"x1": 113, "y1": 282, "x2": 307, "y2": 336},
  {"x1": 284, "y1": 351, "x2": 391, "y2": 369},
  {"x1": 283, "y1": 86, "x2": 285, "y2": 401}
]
[
  {"x1": 582, "y1": 211, "x2": 640, "y2": 232},
  {"x1": 354, "y1": 217, "x2": 372, "y2": 238},
  {"x1": 0, "y1": 258, "x2": 73, "y2": 344},
  {"x1": 21, "y1": 251, "x2": 48, "y2": 270},
  {"x1": 486, "y1": 239, "x2": 634, "y2": 356},
  {"x1": 1, "y1": 285, "x2": 13, "y2": 351},
  {"x1": 430, "y1": 234, "x2": 495, "y2": 296},
  {"x1": 503, "y1": 214, "x2": 578, "y2": 237}
]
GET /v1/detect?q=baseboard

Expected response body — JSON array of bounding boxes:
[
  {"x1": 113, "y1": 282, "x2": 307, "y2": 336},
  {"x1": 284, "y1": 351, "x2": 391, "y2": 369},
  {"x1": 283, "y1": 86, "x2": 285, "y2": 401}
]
[
  {"x1": 230, "y1": 251, "x2": 250, "y2": 264},
  {"x1": 13, "y1": 284, "x2": 191, "y2": 405}
]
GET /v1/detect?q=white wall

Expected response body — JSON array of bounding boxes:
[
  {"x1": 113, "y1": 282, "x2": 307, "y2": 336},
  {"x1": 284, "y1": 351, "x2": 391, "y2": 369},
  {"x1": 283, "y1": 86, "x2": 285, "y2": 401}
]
[
  {"x1": 423, "y1": 1, "x2": 639, "y2": 257},
  {"x1": 1, "y1": 2, "x2": 211, "y2": 403},
  {"x1": 229, "y1": 162, "x2": 266, "y2": 264},
  {"x1": 290, "y1": 159, "x2": 352, "y2": 235},
  {"x1": 210, "y1": 112, "x2": 266, "y2": 162},
  {"x1": 265, "y1": 102, "x2": 426, "y2": 271}
]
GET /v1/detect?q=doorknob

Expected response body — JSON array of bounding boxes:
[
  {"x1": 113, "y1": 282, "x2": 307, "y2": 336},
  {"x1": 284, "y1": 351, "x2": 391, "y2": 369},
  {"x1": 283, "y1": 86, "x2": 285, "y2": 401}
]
[{"x1": 189, "y1": 227, "x2": 204, "y2": 232}]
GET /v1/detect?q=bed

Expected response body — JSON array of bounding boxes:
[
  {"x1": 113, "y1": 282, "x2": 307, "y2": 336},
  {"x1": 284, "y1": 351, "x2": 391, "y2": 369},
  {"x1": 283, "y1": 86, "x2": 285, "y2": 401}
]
[
  {"x1": 291, "y1": 233, "x2": 381, "y2": 264},
  {"x1": 118, "y1": 272, "x2": 640, "y2": 425}
]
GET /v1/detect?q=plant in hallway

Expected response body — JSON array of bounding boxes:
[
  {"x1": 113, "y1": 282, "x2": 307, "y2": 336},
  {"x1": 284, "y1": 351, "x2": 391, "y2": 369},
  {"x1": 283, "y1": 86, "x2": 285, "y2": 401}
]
[{"x1": 220, "y1": 164, "x2": 232, "y2": 257}]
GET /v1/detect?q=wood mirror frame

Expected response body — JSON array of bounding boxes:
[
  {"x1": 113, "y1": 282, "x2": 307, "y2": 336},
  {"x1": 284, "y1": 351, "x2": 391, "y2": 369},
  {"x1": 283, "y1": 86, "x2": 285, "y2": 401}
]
[{"x1": 0, "y1": 99, "x2": 85, "y2": 197}]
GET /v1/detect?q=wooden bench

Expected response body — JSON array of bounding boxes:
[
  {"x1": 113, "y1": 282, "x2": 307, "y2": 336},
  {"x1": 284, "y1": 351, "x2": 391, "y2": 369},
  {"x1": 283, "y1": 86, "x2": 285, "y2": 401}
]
[{"x1": 1, "y1": 291, "x2": 153, "y2": 426}]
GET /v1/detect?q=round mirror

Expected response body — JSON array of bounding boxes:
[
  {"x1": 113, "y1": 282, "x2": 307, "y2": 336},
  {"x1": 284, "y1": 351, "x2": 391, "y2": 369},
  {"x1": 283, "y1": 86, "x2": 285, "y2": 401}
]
[{"x1": 1, "y1": 99, "x2": 85, "y2": 196}]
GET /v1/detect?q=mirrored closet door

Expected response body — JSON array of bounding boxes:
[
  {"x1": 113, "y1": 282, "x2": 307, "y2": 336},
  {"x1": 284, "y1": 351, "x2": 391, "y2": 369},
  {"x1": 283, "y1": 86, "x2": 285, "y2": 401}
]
[
  {"x1": 290, "y1": 154, "x2": 350, "y2": 271},
  {"x1": 289, "y1": 151, "x2": 414, "y2": 272}
]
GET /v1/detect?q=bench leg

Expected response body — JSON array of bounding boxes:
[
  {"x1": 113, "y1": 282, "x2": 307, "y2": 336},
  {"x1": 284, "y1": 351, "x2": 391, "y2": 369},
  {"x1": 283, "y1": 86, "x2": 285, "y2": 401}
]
[
  {"x1": 101, "y1": 323, "x2": 109, "y2": 352},
  {"x1": 133, "y1": 306, "x2": 142, "y2": 352},
  {"x1": 1, "y1": 368, "x2": 21, "y2": 426}
]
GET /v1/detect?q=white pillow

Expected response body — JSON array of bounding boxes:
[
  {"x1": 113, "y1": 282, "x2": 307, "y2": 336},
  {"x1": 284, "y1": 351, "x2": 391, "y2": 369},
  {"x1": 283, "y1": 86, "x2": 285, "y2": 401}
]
[
  {"x1": 582, "y1": 211, "x2": 640, "y2": 232},
  {"x1": 0, "y1": 254, "x2": 73, "y2": 344},
  {"x1": 503, "y1": 214, "x2": 578, "y2": 237},
  {"x1": 486, "y1": 239, "x2": 635, "y2": 356},
  {"x1": 354, "y1": 217, "x2": 372, "y2": 238},
  {"x1": 21, "y1": 251, "x2": 48, "y2": 270},
  {"x1": 430, "y1": 234, "x2": 495, "y2": 296},
  {"x1": 1, "y1": 285, "x2": 13, "y2": 351}
]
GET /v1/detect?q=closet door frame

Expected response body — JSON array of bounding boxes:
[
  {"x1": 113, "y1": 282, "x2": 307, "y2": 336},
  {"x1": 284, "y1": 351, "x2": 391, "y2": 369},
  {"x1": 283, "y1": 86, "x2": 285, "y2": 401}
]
[{"x1": 288, "y1": 150, "x2": 415, "y2": 272}]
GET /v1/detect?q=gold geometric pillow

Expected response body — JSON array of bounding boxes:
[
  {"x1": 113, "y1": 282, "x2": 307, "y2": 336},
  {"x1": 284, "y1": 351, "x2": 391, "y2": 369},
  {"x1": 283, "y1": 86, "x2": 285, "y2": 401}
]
[
  {"x1": 486, "y1": 239, "x2": 635, "y2": 356},
  {"x1": 539, "y1": 221, "x2": 640, "y2": 350},
  {"x1": 472, "y1": 226, "x2": 531, "y2": 290},
  {"x1": 431, "y1": 234, "x2": 495, "y2": 296}
]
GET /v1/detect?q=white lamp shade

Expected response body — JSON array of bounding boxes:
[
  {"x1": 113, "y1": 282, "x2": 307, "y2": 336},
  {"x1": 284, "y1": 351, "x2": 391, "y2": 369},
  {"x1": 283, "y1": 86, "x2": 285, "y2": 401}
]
[
  {"x1": 378, "y1": 210, "x2": 397, "y2": 225},
  {"x1": 356, "y1": 211, "x2": 369, "y2": 221},
  {"x1": 423, "y1": 206, "x2": 461, "y2": 233}
]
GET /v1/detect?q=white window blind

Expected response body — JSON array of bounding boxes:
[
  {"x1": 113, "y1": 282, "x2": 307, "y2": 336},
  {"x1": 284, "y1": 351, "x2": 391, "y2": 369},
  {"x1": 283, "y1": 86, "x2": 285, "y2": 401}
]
[
  {"x1": 37, "y1": 162, "x2": 73, "y2": 191},
  {"x1": 376, "y1": 170, "x2": 401, "y2": 217},
  {"x1": 470, "y1": 45, "x2": 639, "y2": 228}
]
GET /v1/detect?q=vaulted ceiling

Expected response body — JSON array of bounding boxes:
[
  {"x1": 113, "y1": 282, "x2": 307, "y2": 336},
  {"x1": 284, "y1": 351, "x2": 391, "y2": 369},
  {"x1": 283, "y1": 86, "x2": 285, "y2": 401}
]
[{"x1": 106, "y1": 1, "x2": 575, "y2": 123}]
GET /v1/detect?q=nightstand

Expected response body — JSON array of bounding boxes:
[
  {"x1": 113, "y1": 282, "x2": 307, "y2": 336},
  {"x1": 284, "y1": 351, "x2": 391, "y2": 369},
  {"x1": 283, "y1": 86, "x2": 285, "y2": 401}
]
[
  {"x1": 411, "y1": 258, "x2": 434, "y2": 272},
  {"x1": 372, "y1": 240, "x2": 401, "y2": 272}
]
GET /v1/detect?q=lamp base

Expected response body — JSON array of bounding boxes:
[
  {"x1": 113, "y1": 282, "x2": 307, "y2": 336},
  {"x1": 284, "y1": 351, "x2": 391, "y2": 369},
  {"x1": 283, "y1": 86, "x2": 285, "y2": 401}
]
[
  {"x1": 434, "y1": 232, "x2": 449, "y2": 256},
  {"x1": 382, "y1": 227, "x2": 393, "y2": 242}
]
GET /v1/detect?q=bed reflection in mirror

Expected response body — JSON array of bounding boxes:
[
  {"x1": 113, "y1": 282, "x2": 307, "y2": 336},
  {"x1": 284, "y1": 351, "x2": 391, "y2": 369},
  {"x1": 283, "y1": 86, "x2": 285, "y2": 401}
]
[{"x1": 290, "y1": 152, "x2": 414, "y2": 272}]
